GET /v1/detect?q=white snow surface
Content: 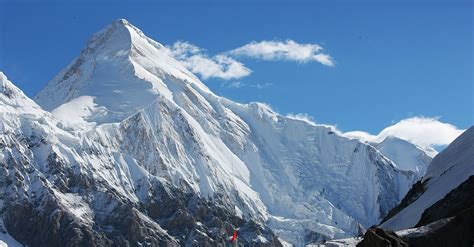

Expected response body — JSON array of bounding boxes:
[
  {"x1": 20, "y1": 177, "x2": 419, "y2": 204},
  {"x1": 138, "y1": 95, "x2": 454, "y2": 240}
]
[
  {"x1": 35, "y1": 19, "x2": 209, "y2": 126},
  {"x1": 1, "y1": 19, "x2": 422, "y2": 246},
  {"x1": 395, "y1": 216, "x2": 453, "y2": 238},
  {"x1": 381, "y1": 126, "x2": 474, "y2": 230},
  {"x1": 51, "y1": 95, "x2": 107, "y2": 130},
  {"x1": 345, "y1": 131, "x2": 434, "y2": 178},
  {"x1": 373, "y1": 137, "x2": 433, "y2": 178}
]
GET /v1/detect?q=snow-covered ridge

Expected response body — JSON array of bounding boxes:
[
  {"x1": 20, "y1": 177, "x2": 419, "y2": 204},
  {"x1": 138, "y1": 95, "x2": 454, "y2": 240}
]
[
  {"x1": 373, "y1": 136, "x2": 433, "y2": 178},
  {"x1": 0, "y1": 72, "x2": 41, "y2": 111},
  {"x1": 344, "y1": 132, "x2": 434, "y2": 178},
  {"x1": 381, "y1": 126, "x2": 474, "y2": 230}
]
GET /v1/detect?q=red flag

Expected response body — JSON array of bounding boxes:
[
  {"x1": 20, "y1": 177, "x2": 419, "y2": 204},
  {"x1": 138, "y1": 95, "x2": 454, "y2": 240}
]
[{"x1": 231, "y1": 230, "x2": 237, "y2": 242}]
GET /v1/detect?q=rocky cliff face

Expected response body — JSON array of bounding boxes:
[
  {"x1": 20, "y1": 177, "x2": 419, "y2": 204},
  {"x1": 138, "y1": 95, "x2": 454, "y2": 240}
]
[{"x1": 416, "y1": 175, "x2": 474, "y2": 227}]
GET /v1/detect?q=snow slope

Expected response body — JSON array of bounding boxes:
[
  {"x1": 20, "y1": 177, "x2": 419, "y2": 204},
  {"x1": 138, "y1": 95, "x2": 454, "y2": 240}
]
[
  {"x1": 345, "y1": 133, "x2": 434, "y2": 178},
  {"x1": 2, "y1": 19, "x2": 418, "y2": 246},
  {"x1": 35, "y1": 19, "x2": 209, "y2": 126},
  {"x1": 373, "y1": 137, "x2": 433, "y2": 178},
  {"x1": 381, "y1": 126, "x2": 474, "y2": 230}
]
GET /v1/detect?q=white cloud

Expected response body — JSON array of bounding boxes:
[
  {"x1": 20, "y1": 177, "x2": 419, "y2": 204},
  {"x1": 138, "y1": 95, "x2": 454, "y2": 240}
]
[
  {"x1": 182, "y1": 54, "x2": 251, "y2": 80},
  {"x1": 344, "y1": 116, "x2": 465, "y2": 148},
  {"x1": 168, "y1": 39, "x2": 335, "y2": 81},
  {"x1": 168, "y1": 41, "x2": 202, "y2": 59},
  {"x1": 168, "y1": 41, "x2": 252, "y2": 80},
  {"x1": 229, "y1": 39, "x2": 334, "y2": 66}
]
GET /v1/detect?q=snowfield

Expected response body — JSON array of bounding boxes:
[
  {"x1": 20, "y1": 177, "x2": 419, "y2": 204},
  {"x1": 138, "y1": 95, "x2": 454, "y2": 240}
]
[{"x1": 345, "y1": 134, "x2": 434, "y2": 179}]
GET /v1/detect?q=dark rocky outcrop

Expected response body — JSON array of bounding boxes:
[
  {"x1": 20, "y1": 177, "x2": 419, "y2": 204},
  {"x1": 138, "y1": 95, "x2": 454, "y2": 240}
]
[
  {"x1": 2, "y1": 168, "x2": 280, "y2": 247},
  {"x1": 416, "y1": 175, "x2": 474, "y2": 227},
  {"x1": 105, "y1": 206, "x2": 179, "y2": 246},
  {"x1": 4, "y1": 199, "x2": 112, "y2": 247},
  {"x1": 404, "y1": 206, "x2": 474, "y2": 247},
  {"x1": 145, "y1": 183, "x2": 282, "y2": 246},
  {"x1": 4, "y1": 187, "x2": 281, "y2": 247},
  {"x1": 357, "y1": 227, "x2": 408, "y2": 247}
]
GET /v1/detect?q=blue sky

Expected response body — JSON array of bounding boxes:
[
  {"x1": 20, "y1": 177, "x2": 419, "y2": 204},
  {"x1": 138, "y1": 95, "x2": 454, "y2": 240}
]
[{"x1": 0, "y1": 0, "x2": 472, "y2": 135}]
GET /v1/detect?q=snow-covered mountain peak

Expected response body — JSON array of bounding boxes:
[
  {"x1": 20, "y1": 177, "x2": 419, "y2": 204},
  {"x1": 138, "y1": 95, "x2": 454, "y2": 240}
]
[
  {"x1": 344, "y1": 132, "x2": 434, "y2": 177},
  {"x1": 374, "y1": 136, "x2": 433, "y2": 177},
  {"x1": 84, "y1": 18, "x2": 167, "y2": 59},
  {"x1": 85, "y1": 18, "x2": 133, "y2": 54},
  {"x1": 382, "y1": 136, "x2": 438, "y2": 159},
  {"x1": 35, "y1": 19, "x2": 209, "y2": 127}
]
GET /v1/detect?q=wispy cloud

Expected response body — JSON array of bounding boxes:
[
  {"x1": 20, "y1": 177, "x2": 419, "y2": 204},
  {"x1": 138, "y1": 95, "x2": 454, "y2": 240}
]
[
  {"x1": 229, "y1": 40, "x2": 334, "y2": 66},
  {"x1": 344, "y1": 116, "x2": 465, "y2": 148},
  {"x1": 254, "y1": 82, "x2": 273, "y2": 89},
  {"x1": 221, "y1": 81, "x2": 273, "y2": 89},
  {"x1": 222, "y1": 81, "x2": 244, "y2": 88},
  {"x1": 167, "y1": 39, "x2": 334, "y2": 82},
  {"x1": 168, "y1": 41, "x2": 252, "y2": 80}
]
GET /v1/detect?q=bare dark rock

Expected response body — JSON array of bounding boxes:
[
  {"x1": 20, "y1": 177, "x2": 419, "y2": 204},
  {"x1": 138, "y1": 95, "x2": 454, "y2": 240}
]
[
  {"x1": 4, "y1": 199, "x2": 111, "y2": 247},
  {"x1": 405, "y1": 206, "x2": 474, "y2": 247},
  {"x1": 109, "y1": 206, "x2": 179, "y2": 246},
  {"x1": 357, "y1": 226, "x2": 408, "y2": 247}
]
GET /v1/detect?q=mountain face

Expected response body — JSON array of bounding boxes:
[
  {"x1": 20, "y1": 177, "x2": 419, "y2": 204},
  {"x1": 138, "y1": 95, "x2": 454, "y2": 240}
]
[
  {"x1": 323, "y1": 127, "x2": 473, "y2": 247},
  {"x1": 373, "y1": 137, "x2": 434, "y2": 178},
  {"x1": 1, "y1": 71, "x2": 280, "y2": 246},
  {"x1": 1, "y1": 19, "x2": 420, "y2": 246},
  {"x1": 344, "y1": 134, "x2": 434, "y2": 179},
  {"x1": 380, "y1": 126, "x2": 474, "y2": 231},
  {"x1": 35, "y1": 19, "x2": 209, "y2": 128}
]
